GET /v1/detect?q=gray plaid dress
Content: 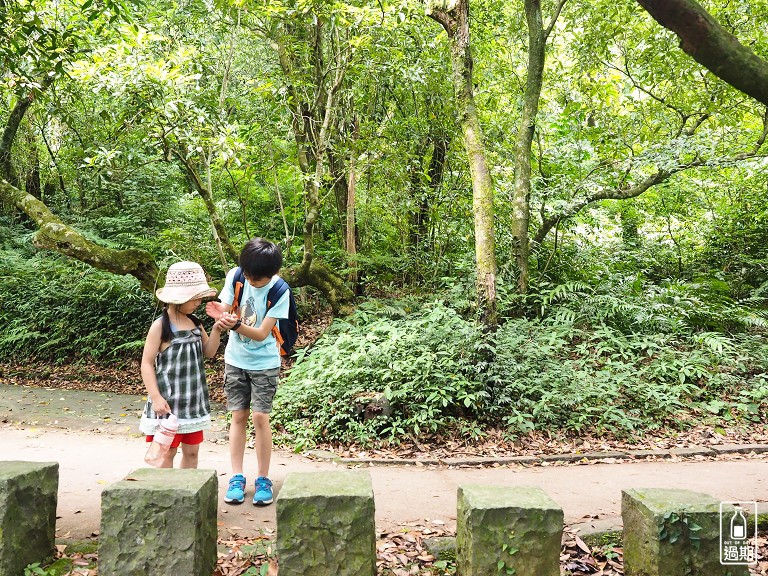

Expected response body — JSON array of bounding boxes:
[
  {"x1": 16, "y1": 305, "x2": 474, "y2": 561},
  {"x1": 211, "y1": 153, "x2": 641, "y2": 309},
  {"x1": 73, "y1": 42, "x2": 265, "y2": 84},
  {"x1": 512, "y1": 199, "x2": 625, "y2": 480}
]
[{"x1": 139, "y1": 325, "x2": 212, "y2": 436}]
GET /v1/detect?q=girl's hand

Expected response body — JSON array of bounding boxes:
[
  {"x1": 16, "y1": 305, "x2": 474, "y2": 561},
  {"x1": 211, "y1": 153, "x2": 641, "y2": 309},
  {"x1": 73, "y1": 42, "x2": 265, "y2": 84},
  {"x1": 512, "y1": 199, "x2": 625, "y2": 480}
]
[
  {"x1": 150, "y1": 395, "x2": 171, "y2": 416},
  {"x1": 218, "y1": 312, "x2": 238, "y2": 330}
]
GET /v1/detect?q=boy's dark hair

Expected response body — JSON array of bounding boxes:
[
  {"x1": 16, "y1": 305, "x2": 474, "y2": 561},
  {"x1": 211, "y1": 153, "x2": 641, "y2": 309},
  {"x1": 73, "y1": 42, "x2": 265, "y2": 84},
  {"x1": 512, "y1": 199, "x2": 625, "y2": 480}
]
[{"x1": 239, "y1": 237, "x2": 282, "y2": 279}]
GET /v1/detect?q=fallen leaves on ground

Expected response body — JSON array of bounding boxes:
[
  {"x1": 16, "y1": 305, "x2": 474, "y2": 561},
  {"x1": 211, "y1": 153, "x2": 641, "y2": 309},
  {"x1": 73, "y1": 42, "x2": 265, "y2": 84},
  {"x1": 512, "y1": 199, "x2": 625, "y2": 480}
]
[{"x1": 38, "y1": 525, "x2": 768, "y2": 575}]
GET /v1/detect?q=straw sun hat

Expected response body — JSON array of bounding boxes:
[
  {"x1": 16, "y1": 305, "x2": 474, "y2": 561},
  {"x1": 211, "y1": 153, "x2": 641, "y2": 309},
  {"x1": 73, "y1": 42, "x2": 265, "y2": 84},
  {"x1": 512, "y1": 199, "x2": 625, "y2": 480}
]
[{"x1": 155, "y1": 261, "x2": 218, "y2": 304}]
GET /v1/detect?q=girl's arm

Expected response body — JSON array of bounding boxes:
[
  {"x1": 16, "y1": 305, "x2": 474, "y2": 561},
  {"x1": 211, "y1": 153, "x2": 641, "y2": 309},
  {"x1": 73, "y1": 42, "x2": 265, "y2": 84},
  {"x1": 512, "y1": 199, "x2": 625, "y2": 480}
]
[
  {"x1": 232, "y1": 315, "x2": 278, "y2": 342},
  {"x1": 200, "y1": 318, "x2": 231, "y2": 358},
  {"x1": 140, "y1": 319, "x2": 171, "y2": 416}
]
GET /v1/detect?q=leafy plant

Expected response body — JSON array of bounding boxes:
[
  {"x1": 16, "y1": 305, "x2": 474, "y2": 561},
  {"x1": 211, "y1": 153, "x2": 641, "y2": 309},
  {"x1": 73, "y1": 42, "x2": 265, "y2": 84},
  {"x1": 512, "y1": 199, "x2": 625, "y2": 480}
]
[
  {"x1": 272, "y1": 299, "x2": 487, "y2": 447},
  {"x1": 658, "y1": 511, "x2": 703, "y2": 550}
]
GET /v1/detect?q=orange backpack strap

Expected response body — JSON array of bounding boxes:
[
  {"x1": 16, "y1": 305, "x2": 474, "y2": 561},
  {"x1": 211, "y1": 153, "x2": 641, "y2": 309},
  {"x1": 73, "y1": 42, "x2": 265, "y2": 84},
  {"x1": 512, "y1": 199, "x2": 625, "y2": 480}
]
[{"x1": 230, "y1": 281, "x2": 243, "y2": 315}]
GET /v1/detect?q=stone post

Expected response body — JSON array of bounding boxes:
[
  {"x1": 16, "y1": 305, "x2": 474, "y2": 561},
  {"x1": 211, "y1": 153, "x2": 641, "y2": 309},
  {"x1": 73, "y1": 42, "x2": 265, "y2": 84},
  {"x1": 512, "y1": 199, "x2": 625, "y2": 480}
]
[
  {"x1": 622, "y1": 488, "x2": 749, "y2": 576},
  {"x1": 277, "y1": 470, "x2": 376, "y2": 576},
  {"x1": 99, "y1": 468, "x2": 217, "y2": 576},
  {"x1": 457, "y1": 484, "x2": 563, "y2": 576},
  {"x1": 0, "y1": 461, "x2": 58, "y2": 576}
]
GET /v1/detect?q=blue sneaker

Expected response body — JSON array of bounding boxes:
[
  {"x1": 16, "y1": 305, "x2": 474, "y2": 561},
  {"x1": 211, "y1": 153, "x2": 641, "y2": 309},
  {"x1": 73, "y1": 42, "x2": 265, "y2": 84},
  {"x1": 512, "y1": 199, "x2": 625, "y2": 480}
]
[
  {"x1": 253, "y1": 476, "x2": 273, "y2": 506},
  {"x1": 224, "y1": 474, "x2": 246, "y2": 504}
]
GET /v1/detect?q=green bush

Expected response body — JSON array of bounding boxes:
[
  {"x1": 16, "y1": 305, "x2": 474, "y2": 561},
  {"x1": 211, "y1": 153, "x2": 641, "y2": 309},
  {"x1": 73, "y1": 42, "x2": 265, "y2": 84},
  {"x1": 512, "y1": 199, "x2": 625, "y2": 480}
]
[
  {"x1": 272, "y1": 299, "x2": 488, "y2": 448},
  {"x1": 0, "y1": 248, "x2": 154, "y2": 362},
  {"x1": 273, "y1": 281, "x2": 768, "y2": 447}
]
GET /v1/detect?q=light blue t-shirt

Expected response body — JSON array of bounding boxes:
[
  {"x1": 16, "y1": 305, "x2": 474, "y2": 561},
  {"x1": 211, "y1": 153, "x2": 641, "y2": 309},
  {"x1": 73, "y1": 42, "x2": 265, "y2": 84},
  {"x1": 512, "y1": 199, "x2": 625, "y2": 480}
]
[{"x1": 219, "y1": 270, "x2": 290, "y2": 371}]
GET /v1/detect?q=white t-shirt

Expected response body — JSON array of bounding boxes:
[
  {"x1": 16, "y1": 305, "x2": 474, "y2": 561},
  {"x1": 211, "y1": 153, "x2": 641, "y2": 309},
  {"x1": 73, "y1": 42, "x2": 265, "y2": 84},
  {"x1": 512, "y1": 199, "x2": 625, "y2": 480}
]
[{"x1": 219, "y1": 270, "x2": 290, "y2": 371}]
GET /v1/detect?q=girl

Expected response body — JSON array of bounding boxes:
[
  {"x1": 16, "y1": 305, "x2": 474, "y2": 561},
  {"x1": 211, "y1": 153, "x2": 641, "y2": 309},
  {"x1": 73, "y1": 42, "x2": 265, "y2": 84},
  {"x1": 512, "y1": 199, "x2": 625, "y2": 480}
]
[{"x1": 139, "y1": 261, "x2": 230, "y2": 468}]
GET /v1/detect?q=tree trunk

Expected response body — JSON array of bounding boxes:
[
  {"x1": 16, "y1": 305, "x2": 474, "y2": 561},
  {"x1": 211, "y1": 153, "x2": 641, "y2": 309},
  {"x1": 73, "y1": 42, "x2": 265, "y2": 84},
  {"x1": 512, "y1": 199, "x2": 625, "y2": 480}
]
[
  {"x1": 427, "y1": 0, "x2": 497, "y2": 329},
  {"x1": 206, "y1": 154, "x2": 230, "y2": 273},
  {"x1": 512, "y1": 0, "x2": 566, "y2": 293},
  {"x1": 25, "y1": 131, "x2": 41, "y2": 200},
  {"x1": 170, "y1": 145, "x2": 238, "y2": 264},
  {"x1": 637, "y1": 0, "x2": 768, "y2": 106},
  {"x1": 0, "y1": 179, "x2": 159, "y2": 290},
  {"x1": 275, "y1": 21, "x2": 354, "y2": 313},
  {"x1": 346, "y1": 116, "x2": 359, "y2": 285},
  {"x1": 1, "y1": 77, "x2": 54, "y2": 188},
  {"x1": 511, "y1": 0, "x2": 545, "y2": 294}
]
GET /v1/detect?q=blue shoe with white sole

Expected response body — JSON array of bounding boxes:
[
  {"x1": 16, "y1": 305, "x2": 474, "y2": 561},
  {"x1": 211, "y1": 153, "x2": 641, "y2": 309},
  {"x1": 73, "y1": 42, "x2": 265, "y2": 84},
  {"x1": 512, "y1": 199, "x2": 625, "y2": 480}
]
[
  {"x1": 225, "y1": 474, "x2": 246, "y2": 504},
  {"x1": 253, "y1": 476, "x2": 273, "y2": 506}
]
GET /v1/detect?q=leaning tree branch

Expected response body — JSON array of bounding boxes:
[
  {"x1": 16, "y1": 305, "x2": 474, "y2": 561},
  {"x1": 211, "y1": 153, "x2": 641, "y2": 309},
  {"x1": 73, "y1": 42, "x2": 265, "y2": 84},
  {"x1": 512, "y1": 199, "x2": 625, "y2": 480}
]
[
  {"x1": 0, "y1": 179, "x2": 159, "y2": 290},
  {"x1": 535, "y1": 141, "x2": 768, "y2": 245},
  {"x1": 637, "y1": 0, "x2": 768, "y2": 106}
]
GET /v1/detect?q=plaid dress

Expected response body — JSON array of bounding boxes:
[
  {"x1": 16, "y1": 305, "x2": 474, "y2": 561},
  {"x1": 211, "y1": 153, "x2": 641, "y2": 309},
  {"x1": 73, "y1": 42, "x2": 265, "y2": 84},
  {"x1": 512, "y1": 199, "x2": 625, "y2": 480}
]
[{"x1": 139, "y1": 325, "x2": 211, "y2": 435}]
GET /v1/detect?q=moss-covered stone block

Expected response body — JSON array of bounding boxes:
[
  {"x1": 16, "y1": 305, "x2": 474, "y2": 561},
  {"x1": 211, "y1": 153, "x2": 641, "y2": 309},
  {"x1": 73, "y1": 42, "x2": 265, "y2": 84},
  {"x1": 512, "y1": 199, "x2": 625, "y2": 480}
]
[
  {"x1": 99, "y1": 468, "x2": 217, "y2": 576},
  {"x1": 457, "y1": 484, "x2": 563, "y2": 576},
  {"x1": 622, "y1": 488, "x2": 748, "y2": 576},
  {"x1": 276, "y1": 470, "x2": 375, "y2": 576},
  {"x1": 0, "y1": 461, "x2": 58, "y2": 576}
]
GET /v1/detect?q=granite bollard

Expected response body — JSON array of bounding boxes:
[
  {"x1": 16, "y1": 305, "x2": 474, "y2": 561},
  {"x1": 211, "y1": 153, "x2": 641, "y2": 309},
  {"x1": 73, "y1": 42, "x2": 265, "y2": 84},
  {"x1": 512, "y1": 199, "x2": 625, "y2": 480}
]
[
  {"x1": 622, "y1": 487, "x2": 749, "y2": 576},
  {"x1": 0, "y1": 461, "x2": 58, "y2": 576},
  {"x1": 457, "y1": 484, "x2": 563, "y2": 576},
  {"x1": 99, "y1": 468, "x2": 217, "y2": 576},
  {"x1": 277, "y1": 470, "x2": 376, "y2": 576}
]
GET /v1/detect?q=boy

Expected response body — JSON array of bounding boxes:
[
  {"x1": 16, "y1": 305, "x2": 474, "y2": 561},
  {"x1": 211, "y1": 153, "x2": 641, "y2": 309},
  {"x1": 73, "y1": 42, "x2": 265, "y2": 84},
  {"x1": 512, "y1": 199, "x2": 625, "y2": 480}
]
[{"x1": 206, "y1": 238, "x2": 290, "y2": 505}]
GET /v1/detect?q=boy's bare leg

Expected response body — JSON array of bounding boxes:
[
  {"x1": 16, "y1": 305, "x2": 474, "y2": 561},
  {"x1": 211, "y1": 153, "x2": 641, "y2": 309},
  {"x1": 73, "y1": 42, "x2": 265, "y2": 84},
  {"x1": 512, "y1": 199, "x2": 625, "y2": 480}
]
[
  {"x1": 229, "y1": 409, "x2": 249, "y2": 474},
  {"x1": 252, "y1": 411, "x2": 272, "y2": 478},
  {"x1": 180, "y1": 443, "x2": 200, "y2": 469}
]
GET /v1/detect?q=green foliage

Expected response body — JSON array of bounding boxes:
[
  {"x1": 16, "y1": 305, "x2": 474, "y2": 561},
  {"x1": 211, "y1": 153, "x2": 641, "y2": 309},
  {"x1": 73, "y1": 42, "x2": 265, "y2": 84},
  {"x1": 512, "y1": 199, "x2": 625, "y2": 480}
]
[
  {"x1": 658, "y1": 511, "x2": 703, "y2": 549},
  {"x1": 274, "y1": 275, "x2": 768, "y2": 446},
  {"x1": 0, "y1": 245, "x2": 154, "y2": 362},
  {"x1": 273, "y1": 299, "x2": 488, "y2": 448}
]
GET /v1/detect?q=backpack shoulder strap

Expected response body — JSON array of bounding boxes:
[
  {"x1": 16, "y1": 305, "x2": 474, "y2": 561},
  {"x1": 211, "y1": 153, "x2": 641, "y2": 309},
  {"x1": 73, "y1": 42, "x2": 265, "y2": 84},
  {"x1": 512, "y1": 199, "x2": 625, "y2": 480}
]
[
  {"x1": 267, "y1": 278, "x2": 289, "y2": 310},
  {"x1": 230, "y1": 267, "x2": 246, "y2": 314}
]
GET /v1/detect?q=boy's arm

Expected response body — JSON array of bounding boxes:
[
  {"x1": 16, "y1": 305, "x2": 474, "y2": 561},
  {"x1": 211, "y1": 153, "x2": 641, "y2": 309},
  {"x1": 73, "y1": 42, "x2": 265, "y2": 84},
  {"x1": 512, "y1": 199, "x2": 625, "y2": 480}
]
[
  {"x1": 232, "y1": 315, "x2": 278, "y2": 342},
  {"x1": 140, "y1": 319, "x2": 171, "y2": 416},
  {"x1": 232, "y1": 288, "x2": 289, "y2": 341},
  {"x1": 206, "y1": 269, "x2": 236, "y2": 321}
]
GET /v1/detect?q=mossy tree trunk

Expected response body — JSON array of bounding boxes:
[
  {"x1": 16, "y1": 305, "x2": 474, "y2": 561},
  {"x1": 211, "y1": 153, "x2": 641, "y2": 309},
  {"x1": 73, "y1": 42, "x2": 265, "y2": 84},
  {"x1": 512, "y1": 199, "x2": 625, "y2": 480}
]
[
  {"x1": 512, "y1": 0, "x2": 567, "y2": 294},
  {"x1": 637, "y1": 0, "x2": 768, "y2": 106},
  {"x1": 275, "y1": 20, "x2": 354, "y2": 313},
  {"x1": 426, "y1": 0, "x2": 497, "y2": 329},
  {"x1": 0, "y1": 179, "x2": 159, "y2": 290}
]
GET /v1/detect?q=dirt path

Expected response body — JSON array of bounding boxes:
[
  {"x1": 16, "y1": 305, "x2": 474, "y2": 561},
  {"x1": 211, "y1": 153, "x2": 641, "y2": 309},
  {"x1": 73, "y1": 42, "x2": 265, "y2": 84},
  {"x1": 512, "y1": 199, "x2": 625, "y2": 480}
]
[{"x1": 2, "y1": 383, "x2": 767, "y2": 540}]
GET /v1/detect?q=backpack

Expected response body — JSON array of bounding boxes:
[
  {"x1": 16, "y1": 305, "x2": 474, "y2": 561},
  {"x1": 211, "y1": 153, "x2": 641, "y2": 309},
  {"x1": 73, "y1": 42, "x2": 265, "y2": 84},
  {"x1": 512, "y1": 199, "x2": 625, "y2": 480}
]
[{"x1": 231, "y1": 268, "x2": 299, "y2": 356}]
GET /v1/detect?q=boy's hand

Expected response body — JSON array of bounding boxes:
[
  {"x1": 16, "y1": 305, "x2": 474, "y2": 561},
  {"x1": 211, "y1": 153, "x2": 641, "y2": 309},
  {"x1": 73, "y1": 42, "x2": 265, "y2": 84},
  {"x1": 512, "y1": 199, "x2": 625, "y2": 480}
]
[{"x1": 206, "y1": 300, "x2": 229, "y2": 320}]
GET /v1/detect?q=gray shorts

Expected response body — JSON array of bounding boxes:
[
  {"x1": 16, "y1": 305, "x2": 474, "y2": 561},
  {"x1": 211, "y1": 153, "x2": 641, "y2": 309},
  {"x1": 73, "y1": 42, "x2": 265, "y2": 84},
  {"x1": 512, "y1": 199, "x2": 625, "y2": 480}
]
[{"x1": 224, "y1": 364, "x2": 280, "y2": 413}]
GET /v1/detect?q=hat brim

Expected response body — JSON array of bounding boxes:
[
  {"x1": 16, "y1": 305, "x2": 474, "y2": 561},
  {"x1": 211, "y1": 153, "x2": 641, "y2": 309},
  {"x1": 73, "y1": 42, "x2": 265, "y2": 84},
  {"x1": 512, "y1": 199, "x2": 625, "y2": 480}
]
[{"x1": 155, "y1": 286, "x2": 218, "y2": 305}]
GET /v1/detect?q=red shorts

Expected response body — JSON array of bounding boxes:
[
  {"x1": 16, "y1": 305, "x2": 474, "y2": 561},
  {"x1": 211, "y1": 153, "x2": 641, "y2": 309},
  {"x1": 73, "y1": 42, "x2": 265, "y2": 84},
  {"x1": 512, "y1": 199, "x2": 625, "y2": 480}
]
[{"x1": 145, "y1": 430, "x2": 204, "y2": 448}]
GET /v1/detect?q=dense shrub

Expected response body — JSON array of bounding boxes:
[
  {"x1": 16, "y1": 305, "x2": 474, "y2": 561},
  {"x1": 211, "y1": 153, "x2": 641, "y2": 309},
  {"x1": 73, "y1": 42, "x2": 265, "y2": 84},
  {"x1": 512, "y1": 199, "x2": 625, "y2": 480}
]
[
  {"x1": 272, "y1": 299, "x2": 488, "y2": 449},
  {"x1": 0, "y1": 247, "x2": 154, "y2": 362},
  {"x1": 273, "y1": 281, "x2": 768, "y2": 448}
]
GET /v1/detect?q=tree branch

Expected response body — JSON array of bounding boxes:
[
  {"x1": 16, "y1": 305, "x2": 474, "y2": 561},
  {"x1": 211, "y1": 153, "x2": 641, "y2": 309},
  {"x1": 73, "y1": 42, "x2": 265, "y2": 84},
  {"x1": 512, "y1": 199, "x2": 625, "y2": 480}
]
[
  {"x1": 0, "y1": 179, "x2": 159, "y2": 290},
  {"x1": 637, "y1": 0, "x2": 768, "y2": 105}
]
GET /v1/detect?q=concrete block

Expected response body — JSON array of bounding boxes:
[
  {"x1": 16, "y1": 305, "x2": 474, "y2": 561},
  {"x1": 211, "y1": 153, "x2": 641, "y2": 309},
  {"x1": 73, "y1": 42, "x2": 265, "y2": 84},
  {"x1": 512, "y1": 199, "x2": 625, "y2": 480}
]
[
  {"x1": 457, "y1": 484, "x2": 563, "y2": 576},
  {"x1": 0, "y1": 461, "x2": 58, "y2": 576},
  {"x1": 277, "y1": 471, "x2": 375, "y2": 576},
  {"x1": 622, "y1": 488, "x2": 748, "y2": 576},
  {"x1": 99, "y1": 468, "x2": 217, "y2": 576}
]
